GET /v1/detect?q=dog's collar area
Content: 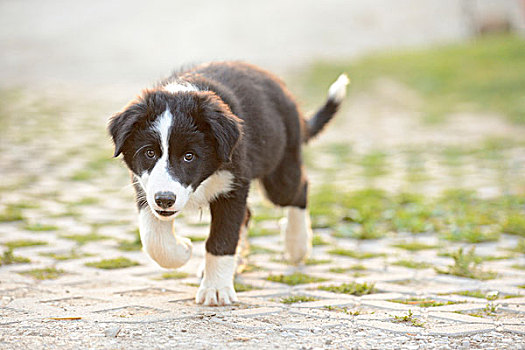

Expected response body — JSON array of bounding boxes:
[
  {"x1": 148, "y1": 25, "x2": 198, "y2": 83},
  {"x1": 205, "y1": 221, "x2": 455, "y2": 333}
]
[{"x1": 155, "y1": 210, "x2": 178, "y2": 217}]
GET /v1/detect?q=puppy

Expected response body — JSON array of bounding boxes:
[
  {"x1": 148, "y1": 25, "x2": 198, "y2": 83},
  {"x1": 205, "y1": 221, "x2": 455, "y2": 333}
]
[{"x1": 108, "y1": 62, "x2": 348, "y2": 306}]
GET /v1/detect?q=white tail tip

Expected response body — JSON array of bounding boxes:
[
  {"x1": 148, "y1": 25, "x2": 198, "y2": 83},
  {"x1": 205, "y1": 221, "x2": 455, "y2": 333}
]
[{"x1": 328, "y1": 73, "x2": 350, "y2": 103}]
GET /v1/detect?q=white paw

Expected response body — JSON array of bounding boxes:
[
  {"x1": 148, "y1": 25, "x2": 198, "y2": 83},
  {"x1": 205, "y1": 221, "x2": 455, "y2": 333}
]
[
  {"x1": 195, "y1": 283, "x2": 238, "y2": 306},
  {"x1": 285, "y1": 239, "x2": 310, "y2": 265},
  {"x1": 283, "y1": 207, "x2": 312, "y2": 265},
  {"x1": 195, "y1": 253, "x2": 237, "y2": 306}
]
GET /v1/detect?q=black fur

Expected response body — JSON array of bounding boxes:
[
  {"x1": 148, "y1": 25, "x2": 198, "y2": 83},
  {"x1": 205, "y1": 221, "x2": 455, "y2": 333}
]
[{"x1": 108, "y1": 61, "x2": 344, "y2": 257}]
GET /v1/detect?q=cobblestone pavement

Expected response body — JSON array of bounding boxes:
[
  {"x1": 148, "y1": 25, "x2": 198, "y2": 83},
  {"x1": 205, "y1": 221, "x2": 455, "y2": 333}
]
[{"x1": 0, "y1": 86, "x2": 524, "y2": 349}]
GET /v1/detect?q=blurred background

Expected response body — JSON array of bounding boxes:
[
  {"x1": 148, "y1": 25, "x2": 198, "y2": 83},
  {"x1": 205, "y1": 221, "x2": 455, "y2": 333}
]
[
  {"x1": 1, "y1": 0, "x2": 524, "y2": 89},
  {"x1": 0, "y1": 0, "x2": 524, "y2": 292}
]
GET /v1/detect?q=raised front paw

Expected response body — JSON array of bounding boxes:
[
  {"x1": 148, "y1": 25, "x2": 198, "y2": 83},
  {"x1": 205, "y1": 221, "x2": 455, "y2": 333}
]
[{"x1": 195, "y1": 283, "x2": 238, "y2": 306}]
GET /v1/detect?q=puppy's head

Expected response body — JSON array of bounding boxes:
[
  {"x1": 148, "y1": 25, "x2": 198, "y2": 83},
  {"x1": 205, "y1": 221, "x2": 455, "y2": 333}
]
[{"x1": 108, "y1": 90, "x2": 242, "y2": 220}]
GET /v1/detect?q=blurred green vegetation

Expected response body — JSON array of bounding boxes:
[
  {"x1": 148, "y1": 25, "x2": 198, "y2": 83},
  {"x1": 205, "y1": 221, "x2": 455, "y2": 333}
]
[
  {"x1": 310, "y1": 186, "x2": 525, "y2": 244},
  {"x1": 301, "y1": 34, "x2": 525, "y2": 124}
]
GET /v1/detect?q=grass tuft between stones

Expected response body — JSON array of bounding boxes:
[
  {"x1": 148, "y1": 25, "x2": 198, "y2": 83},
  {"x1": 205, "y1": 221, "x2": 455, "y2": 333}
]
[
  {"x1": 318, "y1": 281, "x2": 376, "y2": 296},
  {"x1": 4, "y1": 240, "x2": 47, "y2": 249},
  {"x1": 61, "y1": 233, "x2": 110, "y2": 245},
  {"x1": 0, "y1": 249, "x2": 31, "y2": 266},
  {"x1": 85, "y1": 257, "x2": 140, "y2": 270},
  {"x1": 266, "y1": 272, "x2": 327, "y2": 286},
  {"x1": 280, "y1": 295, "x2": 319, "y2": 304},
  {"x1": 435, "y1": 247, "x2": 497, "y2": 280},
  {"x1": 160, "y1": 270, "x2": 189, "y2": 280},
  {"x1": 19, "y1": 267, "x2": 65, "y2": 280},
  {"x1": 328, "y1": 248, "x2": 385, "y2": 259}
]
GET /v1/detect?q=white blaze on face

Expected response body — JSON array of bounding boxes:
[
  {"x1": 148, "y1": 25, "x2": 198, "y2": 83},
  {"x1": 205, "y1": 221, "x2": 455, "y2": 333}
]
[
  {"x1": 163, "y1": 82, "x2": 198, "y2": 94},
  {"x1": 142, "y1": 108, "x2": 193, "y2": 218},
  {"x1": 137, "y1": 107, "x2": 236, "y2": 220}
]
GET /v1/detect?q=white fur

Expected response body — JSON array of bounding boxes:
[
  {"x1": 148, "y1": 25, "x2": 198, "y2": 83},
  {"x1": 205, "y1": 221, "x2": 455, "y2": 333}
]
[
  {"x1": 185, "y1": 170, "x2": 235, "y2": 210},
  {"x1": 139, "y1": 107, "x2": 235, "y2": 219},
  {"x1": 138, "y1": 208, "x2": 192, "y2": 268},
  {"x1": 144, "y1": 108, "x2": 194, "y2": 219},
  {"x1": 163, "y1": 82, "x2": 198, "y2": 94},
  {"x1": 196, "y1": 253, "x2": 238, "y2": 306},
  {"x1": 328, "y1": 74, "x2": 350, "y2": 104},
  {"x1": 283, "y1": 207, "x2": 313, "y2": 264}
]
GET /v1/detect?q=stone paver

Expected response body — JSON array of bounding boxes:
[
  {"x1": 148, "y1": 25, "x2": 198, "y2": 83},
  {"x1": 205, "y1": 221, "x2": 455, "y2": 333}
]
[{"x1": 1, "y1": 75, "x2": 524, "y2": 349}]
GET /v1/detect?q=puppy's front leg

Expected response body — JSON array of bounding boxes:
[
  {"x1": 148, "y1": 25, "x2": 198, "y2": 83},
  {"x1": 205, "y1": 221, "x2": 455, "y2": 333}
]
[
  {"x1": 138, "y1": 208, "x2": 192, "y2": 269},
  {"x1": 196, "y1": 187, "x2": 248, "y2": 306}
]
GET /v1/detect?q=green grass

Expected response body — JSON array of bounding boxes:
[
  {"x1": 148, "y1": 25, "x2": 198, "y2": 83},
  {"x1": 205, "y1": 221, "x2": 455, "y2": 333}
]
[
  {"x1": 333, "y1": 222, "x2": 385, "y2": 240},
  {"x1": 0, "y1": 205, "x2": 24, "y2": 222},
  {"x1": 304, "y1": 258, "x2": 332, "y2": 266},
  {"x1": 393, "y1": 310, "x2": 425, "y2": 328},
  {"x1": 509, "y1": 239, "x2": 525, "y2": 254},
  {"x1": 391, "y1": 241, "x2": 439, "y2": 251},
  {"x1": 329, "y1": 264, "x2": 367, "y2": 273},
  {"x1": 118, "y1": 231, "x2": 142, "y2": 251},
  {"x1": 23, "y1": 223, "x2": 59, "y2": 232},
  {"x1": 70, "y1": 170, "x2": 94, "y2": 181},
  {"x1": 312, "y1": 235, "x2": 329, "y2": 246},
  {"x1": 186, "y1": 235, "x2": 207, "y2": 242},
  {"x1": 234, "y1": 282, "x2": 259, "y2": 292},
  {"x1": 327, "y1": 248, "x2": 385, "y2": 259},
  {"x1": 322, "y1": 142, "x2": 353, "y2": 164},
  {"x1": 61, "y1": 233, "x2": 110, "y2": 245},
  {"x1": 249, "y1": 245, "x2": 277, "y2": 255},
  {"x1": 318, "y1": 282, "x2": 376, "y2": 296},
  {"x1": 85, "y1": 257, "x2": 140, "y2": 269},
  {"x1": 39, "y1": 250, "x2": 92, "y2": 261},
  {"x1": 266, "y1": 272, "x2": 327, "y2": 286},
  {"x1": 19, "y1": 267, "x2": 65, "y2": 280},
  {"x1": 435, "y1": 247, "x2": 497, "y2": 280},
  {"x1": 456, "y1": 290, "x2": 499, "y2": 300},
  {"x1": 248, "y1": 227, "x2": 279, "y2": 238},
  {"x1": 160, "y1": 270, "x2": 189, "y2": 279},
  {"x1": 389, "y1": 298, "x2": 459, "y2": 308},
  {"x1": 502, "y1": 213, "x2": 525, "y2": 236},
  {"x1": 4, "y1": 240, "x2": 47, "y2": 249},
  {"x1": 392, "y1": 259, "x2": 432, "y2": 269},
  {"x1": 241, "y1": 263, "x2": 265, "y2": 273},
  {"x1": 302, "y1": 34, "x2": 525, "y2": 124},
  {"x1": 0, "y1": 249, "x2": 30, "y2": 265},
  {"x1": 68, "y1": 197, "x2": 100, "y2": 206},
  {"x1": 359, "y1": 150, "x2": 389, "y2": 178},
  {"x1": 280, "y1": 295, "x2": 319, "y2": 304},
  {"x1": 324, "y1": 306, "x2": 361, "y2": 316}
]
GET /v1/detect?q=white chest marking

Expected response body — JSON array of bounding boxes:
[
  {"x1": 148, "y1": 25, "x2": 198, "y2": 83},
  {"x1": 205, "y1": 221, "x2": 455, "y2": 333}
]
[{"x1": 185, "y1": 170, "x2": 235, "y2": 210}]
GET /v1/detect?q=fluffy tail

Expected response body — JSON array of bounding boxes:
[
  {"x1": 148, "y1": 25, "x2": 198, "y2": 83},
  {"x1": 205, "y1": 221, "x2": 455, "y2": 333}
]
[{"x1": 304, "y1": 74, "x2": 350, "y2": 142}]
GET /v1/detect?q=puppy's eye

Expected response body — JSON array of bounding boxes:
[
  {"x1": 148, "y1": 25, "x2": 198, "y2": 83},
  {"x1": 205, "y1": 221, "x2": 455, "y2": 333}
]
[
  {"x1": 145, "y1": 149, "x2": 157, "y2": 159},
  {"x1": 183, "y1": 152, "x2": 194, "y2": 162}
]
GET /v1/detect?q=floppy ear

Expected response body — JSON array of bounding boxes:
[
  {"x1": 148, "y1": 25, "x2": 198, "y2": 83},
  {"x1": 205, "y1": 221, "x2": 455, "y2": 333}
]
[
  {"x1": 198, "y1": 94, "x2": 242, "y2": 163},
  {"x1": 107, "y1": 103, "x2": 145, "y2": 157}
]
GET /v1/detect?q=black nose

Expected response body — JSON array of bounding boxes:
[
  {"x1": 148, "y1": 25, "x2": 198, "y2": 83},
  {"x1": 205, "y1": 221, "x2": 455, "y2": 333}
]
[{"x1": 154, "y1": 192, "x2": 176, "y2": 209}]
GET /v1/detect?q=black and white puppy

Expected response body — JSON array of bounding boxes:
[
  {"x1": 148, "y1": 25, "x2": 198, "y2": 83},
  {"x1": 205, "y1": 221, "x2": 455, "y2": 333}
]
[{"x1": 108, "y1": 62, "x2": 348, "y2": 306}]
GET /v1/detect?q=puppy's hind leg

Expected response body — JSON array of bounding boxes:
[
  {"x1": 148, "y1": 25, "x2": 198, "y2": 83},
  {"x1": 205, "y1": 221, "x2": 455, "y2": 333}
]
[
  {"x1": 138, "y1": 208, "x2": 193, "y2": 269},
  {"x1": 283, "y1": 206, "x2": 313, "y2": 265},
  {"x1": 262, "y1": 167, "x2": 312, "y2": 265}
]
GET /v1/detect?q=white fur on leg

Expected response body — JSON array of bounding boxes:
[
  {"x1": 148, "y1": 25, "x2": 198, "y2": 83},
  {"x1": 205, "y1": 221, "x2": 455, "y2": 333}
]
[
  {"x1": 138, "y1": 208, "x2": 192, "y2": 268},
  {"x1": 284, "y1": 207, "x2": 313, "y2": 264},
  {"x1": 196, "y1": 253, "x2": 238, "y2": 306}
]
